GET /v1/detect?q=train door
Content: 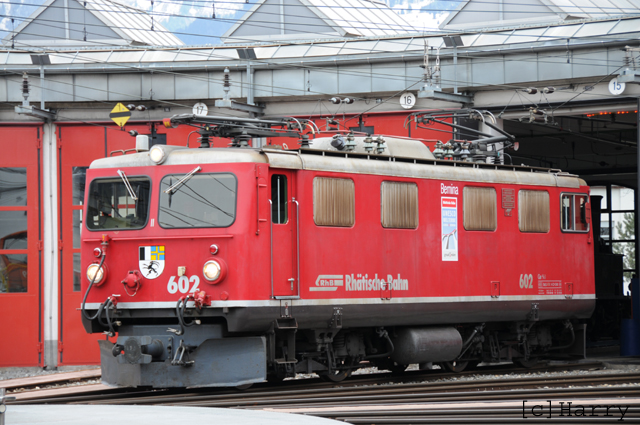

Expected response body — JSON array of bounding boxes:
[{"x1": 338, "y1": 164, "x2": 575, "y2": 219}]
[
  {"x1": 270, "y1": 170, "x2": 299, "y2": 299},
  {"x1": 0, "y1": 126, "x2": 43, "y2": 367}
]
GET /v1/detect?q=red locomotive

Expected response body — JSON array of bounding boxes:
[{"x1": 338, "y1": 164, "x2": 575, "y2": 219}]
[{"x1": 80, "y1": 112, "x2": 595, "y2": 387}]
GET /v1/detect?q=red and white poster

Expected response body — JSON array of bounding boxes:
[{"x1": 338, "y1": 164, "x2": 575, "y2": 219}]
[{"x1": 442, "y1": 197, "x2": 458, "y2": 261}]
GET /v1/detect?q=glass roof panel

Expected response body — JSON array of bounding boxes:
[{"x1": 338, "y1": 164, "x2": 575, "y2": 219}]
[
  {"x1": 208, "y1": 48, "x2": 239, "y2": 60},
  {"x1": 305, "y1": 44, "x2": 343, "y2": 57},
  {"x1": 49, "y1": 52, "x2": 77, "y2": 64},
  {"x1": 405, "y1": 37, "x2": 444, "y2": 51},
  {"x1": 471, "y1": 32, "x2": 511, "y2": 47},
  {"x1": 271, "y1": 44, "x2": 311, "y2": 58},
  {"x1": 573, "y1": 20, "x2": 617, "y2": 37},
  {"x1": 140, "y1": 50, "x2": 178, "y2": 62},
  {"x1": 314, "y1": 0, "x2": 353, "y2": 32},
  {"x1": 108, "y1": 51, "x2": 145, "y2": 63},
  {"x1": 70, "y1": 51, "x2": 113, "y2": 64},
  {"x1": 374, "y1": 39, "x2": 413, "y2": 53},
  {"x1": 357, "y1": 3, "x2": 386, "y2": 34},
  {"x1": 253, "y1": 46, "x2": 279, "y2": 59},
  {"x1": 173, "y1": 50, "x2": 211, "y2": 62},
  {"x1": 4, "y1": 53, "x2": 32, "y2": 65},
  {"x1": 339, "y1": 40, "x2": 380, "y2": 55},
  {"x1": 542, "y1": 24, "x2": 581, "y2": 39},
  {"x1": 459, "y1": 34, "x2": 480, "y2": 47},
  {"x1": 505, "y1": 27, "x2": 547, "y2": 44},
  {"x1": 609, "y1": 18, "x2": 640, "y2": 34}
]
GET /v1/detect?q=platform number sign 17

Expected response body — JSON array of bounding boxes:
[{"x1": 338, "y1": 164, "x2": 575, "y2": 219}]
[
  {"x1": 193, "y1": 102, "x2": 209, "y2": 115},
  {"x1": 399, "y1": 92, "x2": 416, "y2": 110}
]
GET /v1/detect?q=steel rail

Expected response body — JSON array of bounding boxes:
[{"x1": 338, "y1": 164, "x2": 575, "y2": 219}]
[{"x1": 14, "y1": 372, "x2": 637, "y2": 407}]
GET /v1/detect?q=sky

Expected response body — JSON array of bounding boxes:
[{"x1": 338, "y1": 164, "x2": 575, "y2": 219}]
[{"x1": 0, "y1": 0, "x2": 461, "y2": 46}]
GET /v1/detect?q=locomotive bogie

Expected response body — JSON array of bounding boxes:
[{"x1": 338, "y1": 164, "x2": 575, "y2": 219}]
[{"x1": 81, "y1": 140, "x2": 595, "y2": 388}]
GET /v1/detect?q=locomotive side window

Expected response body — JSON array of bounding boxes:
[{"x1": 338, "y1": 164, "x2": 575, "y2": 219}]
[
  {"x1": 159, "y1": 173, "x2": 236, "y2": 228},
  {"x1": 313, "y1": 177, "x2": 355, "y2": 227},
  {"x1": 518, "y1": 190, "x2": 550, "y2": 233},
  {"x1": 87, "y1": 177, "x2": 150, "y2": 230},
  {"x1": 561, "y1": 194, "x2": 589, "y2": 232},
  {"x1": 463, "y1": 187, "x2": 497, "y2": 231},
  {"x1": 381, "y1": 181, "x2": 418, "y2": 229},
  {"x1": 271, "y1": 175, "x2": 288, "y2": 224}
]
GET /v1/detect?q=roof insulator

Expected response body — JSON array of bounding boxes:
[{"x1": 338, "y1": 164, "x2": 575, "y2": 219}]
[
  {"x1": 22, "y1": 72, "x2": 29, "y2": 102},
  {"x1": 299, "y1": 134, "x2": 310, "y2": 149}
]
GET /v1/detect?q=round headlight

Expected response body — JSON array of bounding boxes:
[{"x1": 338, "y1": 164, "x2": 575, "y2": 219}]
[
  {"x1": 149, "y1": 146, "x2": 165, "y2": 164},
  {"x1": 203, "y1": 260, "x2": 221, "y2": 282},
  {"x1": 86, "y1": 263, "x2": 105, "y2": 285}
]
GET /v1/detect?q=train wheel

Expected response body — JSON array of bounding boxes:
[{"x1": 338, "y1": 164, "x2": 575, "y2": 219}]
[
  {"x1": 374, "y1": 359, "x2": 407, "y2": 374},
  {"x1": 235, "y1": 384, "x2": 253, "y2": 390},
  {"x1": 514, "y1": 358, "x2": 538, "y2": 369},
  {"x1": 389, "y1": 363, "x2": 408, "y2": 374},
  {"x1": 319, "y1": 369, "x2": 351, "y2": 383},
  {"x1": 441, "y1": 360, "x2": 474, "y2": 373}
]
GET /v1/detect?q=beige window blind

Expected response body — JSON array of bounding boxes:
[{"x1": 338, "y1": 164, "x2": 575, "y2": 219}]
[
  {"x1": 519, "y1": 190, "x2": 550, "y2": 233},
  {"x1": 313, "y1": 177, "x2": 355, "y2": 227},
  {"x1": 463, "y1": 187, "x2": 497, "y2": 231},
  {"x1": 381, "y1": 181, "x2": 418, "y2": 229}
]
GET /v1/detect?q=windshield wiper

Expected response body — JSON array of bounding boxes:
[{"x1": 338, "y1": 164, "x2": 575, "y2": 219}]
[
  {"x1": 164, "y1": 166, "x2": 202, "y2": 195},
  {"x1": 117, "y1": 170, "x2": 138, "y2": 201}
]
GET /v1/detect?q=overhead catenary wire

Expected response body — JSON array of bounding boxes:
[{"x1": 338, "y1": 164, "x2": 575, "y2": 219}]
[{"x1": 0, "y1": 3, "x2": 636, "y2": 130}]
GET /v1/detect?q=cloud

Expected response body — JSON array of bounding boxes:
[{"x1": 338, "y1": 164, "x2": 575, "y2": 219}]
[
  {"x1": 390, "y1": 0, "x2": 455, "y2": 31},
  {"x1": 115, "y1": 0, "x2": 249, "y2": 30}
]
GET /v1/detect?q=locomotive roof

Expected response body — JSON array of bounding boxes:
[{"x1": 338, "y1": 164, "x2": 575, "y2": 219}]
[{"x1": 90, "y1": 143, "x2": 585, "y2": 189}]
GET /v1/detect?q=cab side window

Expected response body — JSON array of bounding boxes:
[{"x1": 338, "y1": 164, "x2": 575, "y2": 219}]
[
  {"x1": 561, "y1": 194, "x2": 589, "y2": 232},
  {"x1": 271, "y1": 175, "x2": 288, "y2": 224}
]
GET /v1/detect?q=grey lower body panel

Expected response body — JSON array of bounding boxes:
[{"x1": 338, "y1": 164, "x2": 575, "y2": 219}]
[
  {"x1": 99, "y1": 337, "x2": 267, "y2": 388},
  {"x1": 227, "y1": 299, "x2": 596, "y2": 332}
]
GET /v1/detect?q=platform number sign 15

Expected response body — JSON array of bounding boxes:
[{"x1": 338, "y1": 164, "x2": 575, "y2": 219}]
[
  {"x1": 519, "y1": 274, "x2": 533, "y2": 289},
  {"x1": 608, "y1": 78, "x2": 625, "y2": 96},
  {"x1": 399, "y1": 92, "x2": 416, "y2": 110}
]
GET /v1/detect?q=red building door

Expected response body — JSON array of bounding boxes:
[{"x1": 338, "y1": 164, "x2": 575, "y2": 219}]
[
  {"x1": 58, "y1": 125, "x2": 107, "y2": 365},
  {"x1": 0, "y1": 125, "x2": 44, "y2": 366}
]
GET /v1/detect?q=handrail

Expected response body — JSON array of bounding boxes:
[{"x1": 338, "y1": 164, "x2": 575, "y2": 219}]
[
  {"x1": 268, "y1": 199, "x2": 274, "y2": 299},
  {"x1": 293, "y1": 198, "x2": 300, "y2": 298}
]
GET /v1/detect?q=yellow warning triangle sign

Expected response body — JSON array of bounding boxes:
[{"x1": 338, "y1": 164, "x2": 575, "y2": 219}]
[{"x1": 110, "y1": 103, "x2": 131, "y2": 128}]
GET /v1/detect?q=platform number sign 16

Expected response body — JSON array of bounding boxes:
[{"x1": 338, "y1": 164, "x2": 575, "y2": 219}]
[
  {"x1": 519, "y1": 274, "x2": 533, "y2": 289},
  {"x1": 399, "y1": 92, "x2": 416, "y2": 110}
]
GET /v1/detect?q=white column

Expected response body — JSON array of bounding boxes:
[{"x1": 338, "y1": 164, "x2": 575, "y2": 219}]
[{"x1": 42, "y1": 122, "x2": 58, "y2": 369}]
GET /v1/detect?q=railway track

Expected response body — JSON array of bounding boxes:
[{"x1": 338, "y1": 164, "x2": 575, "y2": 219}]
[
  {"x1": 5, "y1": 361, "x2": 639, "y2": 424},
  {"x1": 5, "y1": 360, "x2": 605, "y2": 402}
]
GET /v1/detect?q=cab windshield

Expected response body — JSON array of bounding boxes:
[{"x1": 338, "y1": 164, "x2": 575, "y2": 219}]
[
  {"x1": 86, "y1": 177, "x2": 151, "y2": 230},
  {"x1": 158, "y1": 173, "x2": 237, "y2": 228}
]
